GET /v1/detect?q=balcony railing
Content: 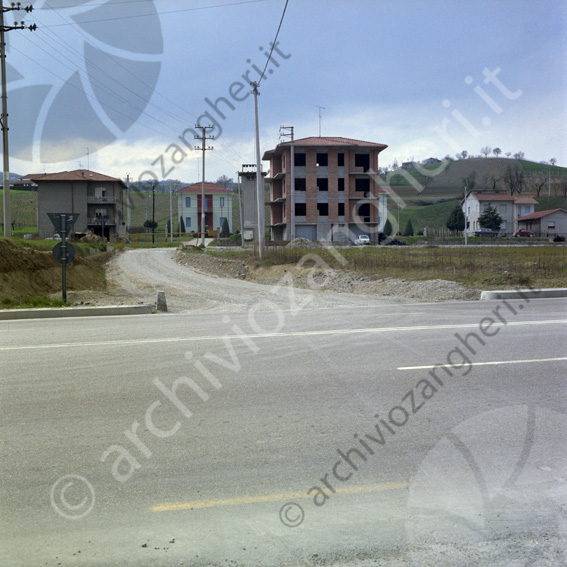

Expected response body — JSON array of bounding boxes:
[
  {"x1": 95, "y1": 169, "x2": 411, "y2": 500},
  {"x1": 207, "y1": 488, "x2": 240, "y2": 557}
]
[{"x1": 87, "y1": 196, "x2": 117, "y2": 204}]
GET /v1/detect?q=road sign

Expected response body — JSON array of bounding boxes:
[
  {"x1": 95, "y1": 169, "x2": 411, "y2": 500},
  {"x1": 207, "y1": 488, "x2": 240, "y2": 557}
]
[
  {"x1": 52, "y1": 242, "x2": 75, "y2": 264},
  {"x1": 47, "y1": 213, "x2": 79, "y2": 234}
]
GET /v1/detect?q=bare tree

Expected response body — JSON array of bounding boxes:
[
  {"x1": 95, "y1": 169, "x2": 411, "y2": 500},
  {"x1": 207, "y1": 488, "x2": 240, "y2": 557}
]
[
  {"x1": 503, "y1": 164, "x2": 525, "y2": 195},
  {"x1": 480, "y1": 146, "x2": 492, "y2": 158},
  {"x1": 489, "y1": 172, "x2": 500, "y2": 191},
  {"x1": 513, "y1": 151, "x2": 525, "y2": 160},
  {"x1": 505, "y1": 152, "x2": 512, "y2": 158},
  {"x1": 550, "y1": 157, "x2": 557, "y2": 166},
  {"x1": 528, "y1": 173, "x2": 548, "y2": 197},
  {"x1": 493, "y1": 147, "x2": 502, "y2": 158}
]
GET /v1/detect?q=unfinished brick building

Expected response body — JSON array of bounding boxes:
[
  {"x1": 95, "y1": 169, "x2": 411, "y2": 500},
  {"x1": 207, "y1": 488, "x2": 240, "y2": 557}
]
[{"x1": 263, "y1": 136, "x2": 388, "y2": 243}]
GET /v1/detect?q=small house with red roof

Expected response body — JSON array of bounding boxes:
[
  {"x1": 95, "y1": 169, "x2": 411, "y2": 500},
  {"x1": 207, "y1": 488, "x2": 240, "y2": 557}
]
[
  {"x1": 263, "y1": 136, "x2": 388, "y2": 243},
  {"x1": 176, "y1": 182, "x2": 233, "y2": 235},
  {"x1": 516, "y1": 208, "x2": 567, "y2": 238},
  {"x1": 31, "y1": 169, "x2": 127, "y2": 240}
]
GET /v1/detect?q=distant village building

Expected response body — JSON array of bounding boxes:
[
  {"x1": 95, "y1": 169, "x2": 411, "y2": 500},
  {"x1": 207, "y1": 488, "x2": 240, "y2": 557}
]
[
  {"x1": 31, "y1": 170, "x2": 126, "y2": 239},
  {"x1": 263, "y1": 136, "x2": 388, "y2": 243},
  {"x1": 177, "y1": 182, "x2": 232, "y2": 235}
]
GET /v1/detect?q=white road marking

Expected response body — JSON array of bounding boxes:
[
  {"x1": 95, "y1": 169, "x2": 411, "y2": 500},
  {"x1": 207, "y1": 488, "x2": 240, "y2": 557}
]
[
  {"x1": 1, "y1": 319, "x2": 565, "y2": 352},
  {"x1": 399, "y1": 356, "x2": 567, "y2": 370}
]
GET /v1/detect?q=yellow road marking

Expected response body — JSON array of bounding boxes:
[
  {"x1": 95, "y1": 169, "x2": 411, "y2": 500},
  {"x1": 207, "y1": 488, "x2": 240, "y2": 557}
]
[
  {"x1": 399, "y1": 356, "x2": 567, "y2": 371},
  {"x1": 1, "y1": 319, "x2": 565, "y2": 351},
  {"x1": 150, "y1": 482, "x2": 408, "y2": 512}
]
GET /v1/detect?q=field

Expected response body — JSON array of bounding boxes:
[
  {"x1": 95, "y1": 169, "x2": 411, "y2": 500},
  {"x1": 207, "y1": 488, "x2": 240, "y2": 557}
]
[{"x1": 214, "y1": 245, "x2": 567, "y2": 290}]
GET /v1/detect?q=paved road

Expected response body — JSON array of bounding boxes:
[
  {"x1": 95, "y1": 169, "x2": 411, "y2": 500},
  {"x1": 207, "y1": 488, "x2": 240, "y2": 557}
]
[{"x1": 1, "y1": 299, "x2": 566, "y2": 566}]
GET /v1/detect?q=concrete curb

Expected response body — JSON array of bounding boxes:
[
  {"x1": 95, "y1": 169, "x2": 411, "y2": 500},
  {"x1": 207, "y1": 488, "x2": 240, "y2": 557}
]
[
  {"x1": 480, "y1": 288, "x2": 567, "y2": 300},
  {"x1": 0, "y1": 304, "x2": 154, "y2": 321}
]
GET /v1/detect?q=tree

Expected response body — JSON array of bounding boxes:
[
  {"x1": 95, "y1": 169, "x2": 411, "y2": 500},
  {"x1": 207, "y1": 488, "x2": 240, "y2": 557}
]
[
  {"x1": 403, "y1": 219, "x2": 414, "y2": 236},
  {"x1": 528, "y1": 173, "x2": 547, "y2": 197},
  {"x1": 383, "y1": 218, "x2": 393, "y2": 236},
  {"x1": 513, "y1": 151, "x2": 525, "y2": 160},
  {"x1": 179, "y1": 216, "x2": 186, "y2": 233},
  {"x1": 550, "y1": 158, "x2": 557, "y2": 166},
  {"x1": 478, "y1": 205, "x2": 503, "y2": 232},
  {"x1": 143, "y1": 219, "x2": 158, "y2": 232},
  {"x1": 446, "y1": 204, "x2": 465, "y2": 231},
  {"x1": 220, "y1": 217, "x2": 230, "y2": 238},
  {"x1": 215, "y1": 175, "x2": 234, "y2": 189},
  {"x1": 166, "y1": 219, "x2": 171, "y2": 235},
  {"x1": 462, "y1": 170, "x2": 476, "y2": 193},
  {"x1": 493, "y1": 147, "x2": 502, "y2": 158},
  {"x1": 505, "y1": 152, "x2": 512, "y2": 158},
  {"x1": 481, "y1": 146, "x2": 492, "y2": 158},
  {"x1": 488, "y1": 172, "x2": 500, "y2": 191},
  {"x1": 456, "y1": 150, "x2": 468, "y2": 160},
  {"x1": 503, "y1": 164, "x2": 525, "y2": 195}
]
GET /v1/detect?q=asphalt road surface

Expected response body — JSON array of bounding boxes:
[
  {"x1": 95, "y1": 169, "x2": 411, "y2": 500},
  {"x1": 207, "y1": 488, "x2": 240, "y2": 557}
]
[{"x1": 1, "y1": 298, "x2": 566, "y2": 566}]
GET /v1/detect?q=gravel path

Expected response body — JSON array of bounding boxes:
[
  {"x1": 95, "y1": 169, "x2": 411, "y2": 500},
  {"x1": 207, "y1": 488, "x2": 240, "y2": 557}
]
[{"x1": 101, "y1": 248, "x2": 405, "y2": 313}]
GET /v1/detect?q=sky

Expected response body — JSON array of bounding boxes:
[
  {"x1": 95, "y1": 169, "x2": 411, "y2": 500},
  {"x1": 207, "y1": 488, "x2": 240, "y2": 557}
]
[{"x1": 5, "y1": 0, "x2": 567, "y2": 184}]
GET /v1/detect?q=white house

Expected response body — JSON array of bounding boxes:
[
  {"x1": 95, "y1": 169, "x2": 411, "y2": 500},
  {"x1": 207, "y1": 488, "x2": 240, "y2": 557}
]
[
  {"x1": 177, "y1": 182, "x2": 233, "y2": 235},
  {"x1": 462, "y1": 193, "x2": 538, "y2": 236}
]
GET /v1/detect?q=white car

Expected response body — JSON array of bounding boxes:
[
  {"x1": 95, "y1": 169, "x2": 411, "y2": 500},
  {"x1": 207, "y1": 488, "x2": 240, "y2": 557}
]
[{"x1": 354, "y1": 235, "x2": 370, "y2": 246}]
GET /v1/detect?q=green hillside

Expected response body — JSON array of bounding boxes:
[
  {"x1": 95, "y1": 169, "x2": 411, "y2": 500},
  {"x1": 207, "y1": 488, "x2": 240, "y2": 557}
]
[{"x1": 381, "y1": 158, "x2": 567, "y2": 202}]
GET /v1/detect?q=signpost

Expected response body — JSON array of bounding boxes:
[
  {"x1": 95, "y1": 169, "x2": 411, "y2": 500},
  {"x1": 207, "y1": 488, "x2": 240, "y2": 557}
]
[{"x1": 48, "y1": 213, "x2": 78, "y2": 302}]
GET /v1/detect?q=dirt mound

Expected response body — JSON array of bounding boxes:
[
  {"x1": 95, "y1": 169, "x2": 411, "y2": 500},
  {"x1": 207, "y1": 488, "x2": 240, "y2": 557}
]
[
  {"x1": 286, "y1": 237, "x2": 320, "y2": 249},
  {"x1": 176, "y1": 250, "x2": 248, "y2": 279},
  {"x1": 0, "y1": 239, "x2": 109, "y2": 300}
]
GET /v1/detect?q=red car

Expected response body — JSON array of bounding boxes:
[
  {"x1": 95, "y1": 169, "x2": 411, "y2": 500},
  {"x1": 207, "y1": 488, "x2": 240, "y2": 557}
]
[{"x1": 513, "y1": 229, "x2": 535, "y2": 237}]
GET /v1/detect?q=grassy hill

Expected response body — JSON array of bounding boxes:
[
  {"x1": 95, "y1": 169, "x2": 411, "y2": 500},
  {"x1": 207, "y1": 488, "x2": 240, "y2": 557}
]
[{"x1": 382, "y1": 158, "x2": 567, "y2": 202}]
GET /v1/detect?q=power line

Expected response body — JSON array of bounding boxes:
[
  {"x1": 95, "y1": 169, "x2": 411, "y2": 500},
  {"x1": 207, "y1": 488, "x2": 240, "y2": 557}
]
[
  {"x1": 40, "y1": 0, "x2": 268, "y2": 28},
  {"x1": 258, "y1": 0, "x2": 288, "y2": 85}
]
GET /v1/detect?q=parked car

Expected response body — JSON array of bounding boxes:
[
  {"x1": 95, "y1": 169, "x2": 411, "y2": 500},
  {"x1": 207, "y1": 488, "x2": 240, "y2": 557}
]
[
  {"x1": 474, "y1": 227, "x2": 499, "y2": 237},
  {"x1": 513, "y1": 229, "x2": 535, "y2": 237},
  {"x1": 354, "y1": 235, "x2": 371, "y2": 246}
]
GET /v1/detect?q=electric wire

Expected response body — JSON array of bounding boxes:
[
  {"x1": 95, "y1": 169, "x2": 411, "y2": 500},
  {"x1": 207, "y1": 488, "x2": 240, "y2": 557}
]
[{"x1": 258, "y1": 0, "x2": 288, "y2": 86}]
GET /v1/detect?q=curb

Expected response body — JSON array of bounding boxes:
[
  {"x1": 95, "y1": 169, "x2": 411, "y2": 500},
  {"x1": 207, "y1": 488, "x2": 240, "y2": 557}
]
[
  {"x1": 0, "y1": 304, "x2": 154, "y2": 321},
  {"x1": 480, "y1": 288, "x2": 567, "y2": 301}
]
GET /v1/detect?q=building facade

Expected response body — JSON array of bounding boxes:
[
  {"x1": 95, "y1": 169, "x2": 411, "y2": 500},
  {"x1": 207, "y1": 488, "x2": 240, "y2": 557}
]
[
  {"x1": 237, "y1": 165, "x2": 267, "y2": 247},
  {"x1": 32, "y1": 170, "x2": 126, "y2": 239},
  {"x1": 463, "y1": 193, "x2": 538, "y2": 236},
  {"x1": 177, "y1": 182, "x2": 233, "y2": 235},
  {"x1": 263, "y1": 136, "x2": 388, "y2": 243},
  {"x1": 516, "y1": 208, "x2": 567, "y2": 237}
]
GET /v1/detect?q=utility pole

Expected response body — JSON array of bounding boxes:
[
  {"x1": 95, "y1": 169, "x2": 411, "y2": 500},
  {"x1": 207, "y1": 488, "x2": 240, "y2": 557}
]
[
  {"x1": 194, "y1": 125, "x2": 214, "y2": 247},
  {"x1": 315, "y1": 105, "x2": 325, "y2": 137},
  {"x1": 280, "y1": 125, "x2": 294, "y2": 241},
  {"x1": 151, "y1": 183, "x2": 156, "y2": 244},
  {"x1": 251, "y1": 82, "x2": 265, "y2": 260},
  {"x1": 125, "y1": 173, "x2": 131, "y2": 234},
  {"x1": 169, "y1": 180, "x2": 173, "y2": 243},
  {"x1": 464, "y1": 183, "x2": 468, "y2": 246},
  {"x1": 1, "y1": 1, "x2": 35, "y2": 237}
]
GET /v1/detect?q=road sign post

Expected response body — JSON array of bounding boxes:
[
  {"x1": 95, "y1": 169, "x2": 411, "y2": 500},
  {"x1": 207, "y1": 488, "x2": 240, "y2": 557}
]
[{"x1": 48, "y1": 213, "x2": 78, "y2": 302}]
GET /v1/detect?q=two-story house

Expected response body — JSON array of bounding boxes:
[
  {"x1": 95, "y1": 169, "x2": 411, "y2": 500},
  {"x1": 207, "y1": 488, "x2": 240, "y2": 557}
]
[
  {"x1": 32, "y1": 169, "x2": 126, "y2": 239},
  {"x1": 263, "y1": 136, "x2": 388, "y2": 243},
  {"x1": 177, "y1": 182, "x2": 233, "y2": 235},
  {"x1": 463, "y1": 193, "x2": 538, "y2": 236}
]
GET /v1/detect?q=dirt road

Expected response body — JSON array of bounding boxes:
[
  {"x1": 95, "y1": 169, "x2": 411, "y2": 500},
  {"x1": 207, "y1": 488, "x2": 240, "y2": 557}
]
[
  {"x1": 67, "y1": 248, "x2": 479, "y2": 312},
  {"x1": 101, "y1": 248, "x2": 405, "y2": 313}
]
